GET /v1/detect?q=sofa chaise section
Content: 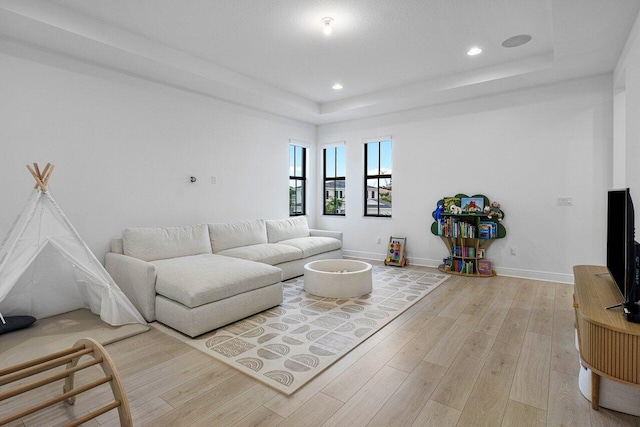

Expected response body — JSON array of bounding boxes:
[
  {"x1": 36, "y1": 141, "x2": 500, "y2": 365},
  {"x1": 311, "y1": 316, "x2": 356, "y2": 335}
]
[{"x1": 153, "y1": 254, "x2": 282, "y2": 337}]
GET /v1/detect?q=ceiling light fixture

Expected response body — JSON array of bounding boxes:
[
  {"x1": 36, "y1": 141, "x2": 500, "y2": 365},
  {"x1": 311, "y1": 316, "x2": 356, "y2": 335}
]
[
  {"x1": 322, "y1": 17, "x2": 334, "y2": 35},
  {"x1": 467, "y1": 47, "x2": 483, "y2": 56},
  {"x1": 332, "y1": 83, "x2": 343, "y2": 90}
]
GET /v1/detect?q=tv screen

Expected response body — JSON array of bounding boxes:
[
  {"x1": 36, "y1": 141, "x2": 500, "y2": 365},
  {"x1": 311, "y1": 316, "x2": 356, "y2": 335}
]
[{"x1": 606, "y1": 189, "x2": 635, "y2": 302}]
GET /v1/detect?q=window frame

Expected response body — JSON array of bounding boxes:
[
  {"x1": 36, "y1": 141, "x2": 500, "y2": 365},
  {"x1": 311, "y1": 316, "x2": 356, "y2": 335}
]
[
  {"x1": 289, "y1": 144, "x2": 306, "y2": 216},
  {"x1": 323, "y1": 145, "x2": 346, "y2": 216},
  {"x1": 364, "y1": 139, "x2": 392, "y2": 218}
]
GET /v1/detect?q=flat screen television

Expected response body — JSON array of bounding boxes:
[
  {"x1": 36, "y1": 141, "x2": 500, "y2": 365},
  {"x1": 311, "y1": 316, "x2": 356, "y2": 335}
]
[{"x1": 606, "y1": 188, "x2": 640, "y2": 322}]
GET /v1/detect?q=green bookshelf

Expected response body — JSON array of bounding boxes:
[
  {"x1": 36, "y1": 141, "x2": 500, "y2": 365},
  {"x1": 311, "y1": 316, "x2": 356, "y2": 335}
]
[{"x1": 431, "y1": 193, "x2": 506, "y2": 277}]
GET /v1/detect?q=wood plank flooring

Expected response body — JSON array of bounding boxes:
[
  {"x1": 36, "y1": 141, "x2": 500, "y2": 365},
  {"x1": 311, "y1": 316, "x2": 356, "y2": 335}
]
[{"x1": 3, "y1": 265, "x2": 639, "y2": 426}]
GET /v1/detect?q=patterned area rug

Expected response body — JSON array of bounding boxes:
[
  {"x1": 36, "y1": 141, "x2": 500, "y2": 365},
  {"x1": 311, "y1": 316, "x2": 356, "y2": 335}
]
[{"x1": 155, "y1": 266, "x2": 448, "y2": 395}]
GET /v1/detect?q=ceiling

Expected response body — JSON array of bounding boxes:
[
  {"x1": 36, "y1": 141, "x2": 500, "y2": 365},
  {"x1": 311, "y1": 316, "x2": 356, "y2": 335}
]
[{"x1": 0, "y1": 0, "x2": 638, "y2": 124}]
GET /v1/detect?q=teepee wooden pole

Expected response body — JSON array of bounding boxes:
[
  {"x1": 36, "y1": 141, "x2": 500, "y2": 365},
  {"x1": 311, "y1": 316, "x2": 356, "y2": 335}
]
[
  {"x1": 42, "y1": 164, "x2": 54, "y2": 186},
  {"x1": 36, "y1": 163, "x2": 50, "y2": 190},
  {"x1": 27, "y1": 163, "x2": 54, "y2": 192},
  {"x1": 26, "y1": 164, "x2": 47, "y2": 192}
]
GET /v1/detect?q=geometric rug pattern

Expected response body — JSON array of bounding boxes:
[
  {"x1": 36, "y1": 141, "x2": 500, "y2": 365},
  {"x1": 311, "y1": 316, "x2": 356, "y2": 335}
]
[{"x1": 155, "y1": 266, "x2": 448, "y2": 395}]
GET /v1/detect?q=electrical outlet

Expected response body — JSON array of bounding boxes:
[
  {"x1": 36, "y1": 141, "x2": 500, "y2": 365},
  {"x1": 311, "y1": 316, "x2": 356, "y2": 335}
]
[
  {"x1": 211, "y1": 176, "x2": 217, "y2": 184},
  {"x1": 557, "y1": 197, "x2": 573, "y2": 206},
  {"x1": 377, "y1": 237, "x2": 381, "y2": 244},
  {"x1": 510, "y1": 247, "x2": 517, "y2": 256}
]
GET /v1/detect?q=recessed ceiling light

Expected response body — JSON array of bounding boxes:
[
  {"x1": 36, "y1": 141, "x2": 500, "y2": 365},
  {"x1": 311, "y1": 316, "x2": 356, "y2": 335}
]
[
  {"x1": 332, "y1": 83, "x2": 343, "y2": 90},
  {"x1": 322, "y1": 17, "x2": 334, "y2": 35},
  {"x1": 467, "y1": 47, "x2": 483, "y2": 56},
  {"x1": 502, "y1": 34, "x2": 532, "y2": 48}
]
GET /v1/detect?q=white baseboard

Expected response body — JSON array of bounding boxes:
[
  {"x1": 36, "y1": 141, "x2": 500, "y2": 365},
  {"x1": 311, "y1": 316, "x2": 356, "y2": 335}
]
[
  {"x1": 342, "y1": 250, "x2": 574, "y2": 284},
  {"x1": 342, "y1": 250, "x2": 388, "y2": 262},
  {"x1": 493, "y1": 267, "x2": 574, "y2": 284}
]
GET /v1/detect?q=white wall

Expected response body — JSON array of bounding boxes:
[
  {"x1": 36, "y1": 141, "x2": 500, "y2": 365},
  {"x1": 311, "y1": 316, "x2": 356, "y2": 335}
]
[
  {"x1": 621, "y1": 16, "x2": 640, "y2": 232},
  {"x1": 614, "y1": 10, "x2": 640, "y2": 235},
  {"x1": 317, "y1": 76, "x2": 613, "y2": 283},
  {"x1": 613, "y1": 90, "x2": 626, "y2": 188},
  {"x1": 0, "y1": 51, "x2": 316, "y2": 262},
  {"x1": 0, "y1": 44, "x2": 618, "y2": 283}
]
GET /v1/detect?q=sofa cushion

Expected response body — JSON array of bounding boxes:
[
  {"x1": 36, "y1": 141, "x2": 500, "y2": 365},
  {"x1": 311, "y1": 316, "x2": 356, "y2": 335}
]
[
  {"x1": 123, "y1": 224, "x2": 212, "y2": 262},
  {"x1": 265, "y1": 217, "x2": 310, "y2": 243},
  {"x1": 278, "y1": 236, "x2": 342, "y2": 258},
  {"x1": 217, "y1": 243, "x2": 302, "y2": 265},
  {"x1": 209, "y1": 220, "x2": 268, "y2": 253},
  {"x1": 151, "y1": 254, "x2": 282, "y2": 308},
  {"x1": 111, "y1": 238, "x2": 124, "y2": 254}
]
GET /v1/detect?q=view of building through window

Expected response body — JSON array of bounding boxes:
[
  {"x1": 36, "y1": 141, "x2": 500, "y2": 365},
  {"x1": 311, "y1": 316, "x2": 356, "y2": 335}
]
[
  {"x1": 324, "y1": 145, "x2": 346, "y2": 215},
  {"x1": 364, "y1": 140, "x2": 392, "y2": 217},
  {"x1": 289, "y1": 144, "x2": 306, "y2": 215}
]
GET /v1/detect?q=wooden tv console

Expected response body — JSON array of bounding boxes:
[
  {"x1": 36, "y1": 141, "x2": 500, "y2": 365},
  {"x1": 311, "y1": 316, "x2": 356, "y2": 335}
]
[{"x1": 573, "y1": 265, "x2": 640, "y2": 410}]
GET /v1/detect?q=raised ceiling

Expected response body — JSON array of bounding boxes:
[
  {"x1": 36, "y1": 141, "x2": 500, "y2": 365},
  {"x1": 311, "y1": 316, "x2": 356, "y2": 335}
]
[{"x1": 1, "y1": 0, "x2": 638, "y2": 124}]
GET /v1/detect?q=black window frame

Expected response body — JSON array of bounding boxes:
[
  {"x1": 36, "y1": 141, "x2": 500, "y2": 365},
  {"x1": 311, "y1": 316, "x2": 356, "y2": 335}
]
[
  {"x1": 289, "y1": 144, "x2": 306, "y2": 216},
  {"x1": 364, "y1": 140, "x2": 392, "y2": 217},
  {"x1": 323, "y1": 145, "x2": 346, "y2": 216}
]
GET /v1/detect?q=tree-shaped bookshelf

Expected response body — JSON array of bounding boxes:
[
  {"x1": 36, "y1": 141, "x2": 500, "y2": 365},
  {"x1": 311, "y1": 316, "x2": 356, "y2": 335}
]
[{"x1": 431, "y1": 194, "x2": 506, "y2": 277}]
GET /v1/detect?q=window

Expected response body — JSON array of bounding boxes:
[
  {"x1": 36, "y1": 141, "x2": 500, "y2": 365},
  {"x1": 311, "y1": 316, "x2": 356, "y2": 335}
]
[
  {"x1": 323, "y1": 145, "x2": 346, "y2": 215},
  {"x1": 364, "y1": 139, "x2": 392, "y2": 217},
  {"x1": 289, "y1": 144, "x2": 306, "y2": 215}
]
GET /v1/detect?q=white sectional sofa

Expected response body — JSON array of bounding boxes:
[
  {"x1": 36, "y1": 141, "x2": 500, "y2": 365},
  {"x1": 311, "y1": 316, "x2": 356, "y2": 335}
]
[{"x1": 105, "y1": 217, "x2": 342, "y2": 337}]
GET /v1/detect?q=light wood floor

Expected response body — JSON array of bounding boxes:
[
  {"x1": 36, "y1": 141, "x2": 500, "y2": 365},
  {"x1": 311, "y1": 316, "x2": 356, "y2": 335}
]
[{"x1": 3, "y1": 265, "x2": 640, "y2": 426}]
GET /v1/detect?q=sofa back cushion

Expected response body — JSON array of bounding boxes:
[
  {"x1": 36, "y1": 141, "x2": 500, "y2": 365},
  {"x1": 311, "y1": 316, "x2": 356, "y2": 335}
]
[
  {"x1": 208, "y1": 220, "x2": 268, "y2": 253},
  {"x1": 123, "y1": 224, "x2": 212, "y2": 261},
  {"x1": 265, "y1": 217, "x2": 310, "y2": 243},
  {"x1": 111, "y1": 238, "x2": 124, "y2": 254}
]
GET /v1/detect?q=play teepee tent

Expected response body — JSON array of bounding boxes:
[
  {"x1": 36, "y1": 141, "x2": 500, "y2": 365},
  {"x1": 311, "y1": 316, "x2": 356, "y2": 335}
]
[{"x1": 0, "y1": 163, "x2": 146, "y2": 326}]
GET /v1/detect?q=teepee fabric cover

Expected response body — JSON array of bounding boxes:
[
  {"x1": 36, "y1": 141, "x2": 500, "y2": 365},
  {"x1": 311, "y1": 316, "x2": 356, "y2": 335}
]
[{"x1": 0, "y1": 189, "x2": 146, "y2": 326}]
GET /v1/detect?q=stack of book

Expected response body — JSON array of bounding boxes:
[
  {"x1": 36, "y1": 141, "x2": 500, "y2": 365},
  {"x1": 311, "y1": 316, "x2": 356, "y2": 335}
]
[
  {"x1": 452, "y1": 246, "x2": 476, "y2": 258},
  {"x1": 437, "y1": 218, "x2": 476, "y2": 238},
  {"x1": 451, "y1": 259, "x2": 474, "y2": 274},
  {"x1": 478, "y1": 221, "x2": 498, "y2": 239}
]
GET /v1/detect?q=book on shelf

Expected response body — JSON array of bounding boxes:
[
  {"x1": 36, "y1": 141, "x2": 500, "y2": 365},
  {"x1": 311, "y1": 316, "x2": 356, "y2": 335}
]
[
  {"x1": 478, "y1": 260, "x2": 492, "y2": 275},
  {"x1": 460, "y1": 197, "x2": 484, "y2": 214},
  {"x1": 478, "y1": 221, "x2": 497, "y2": 239},
  {"x1": 452, "y1": 259, "x2": 474, "y2": 274},
  {"x1": 452, "y1": 246, "x2": 476, "y2": 258},
  {"x1": 437, "y1": 217, "x2": 476, "y2": 238},
  {"x1": 443, "y1": 197, "x2": 461, "y2": 213}
]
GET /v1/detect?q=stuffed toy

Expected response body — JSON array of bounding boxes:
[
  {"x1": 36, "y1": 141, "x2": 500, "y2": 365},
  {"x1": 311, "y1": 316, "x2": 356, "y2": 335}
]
[
  {"x1": 449, "y1": 204, "x2": 463, "y2": 214},
  {"x1": 434, "y1": 201, "x2": 444, "y2": 220},
  {"x1": 484, "y1": 201, "x2": 503, "y2": 221}
]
